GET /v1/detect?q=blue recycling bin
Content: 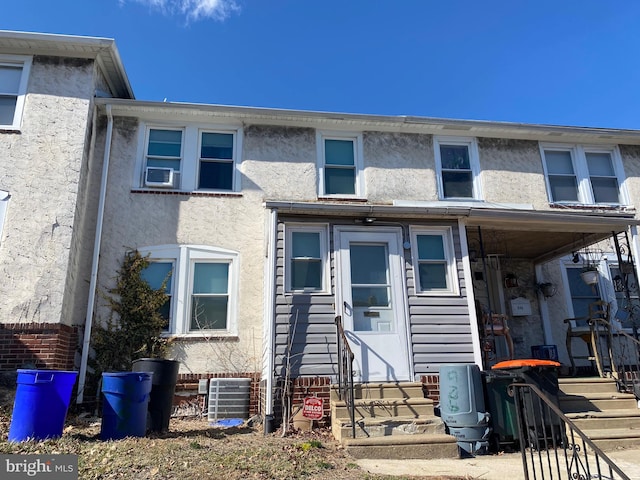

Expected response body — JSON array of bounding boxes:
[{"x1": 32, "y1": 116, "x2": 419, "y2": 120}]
[
  {"x1": 8, "y1": 369, "x2": 78, "y2": 442},
  {"x1": 100, "y1": 372, "x2": 152, "y2": 440}
]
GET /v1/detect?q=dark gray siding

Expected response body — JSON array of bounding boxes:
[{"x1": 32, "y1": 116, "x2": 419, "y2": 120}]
[
  {"x1": 273, "y1": 216, "x2": 476, "y2": 380},
  {"x1": 407, "y1": 223, "x2": 476, "y2": 373},
  {"x1": 274, "y1": 217, "x2": 338, "y2": 378}
]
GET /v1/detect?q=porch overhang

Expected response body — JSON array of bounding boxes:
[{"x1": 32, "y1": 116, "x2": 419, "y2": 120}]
[{"x1": 264, "y1": 200, "x2": 640, "y2": 264}]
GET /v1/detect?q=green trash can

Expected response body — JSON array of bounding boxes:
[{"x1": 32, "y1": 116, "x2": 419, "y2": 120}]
[
  {"x1": 491, "y1": 359, "x2": 563, "y2": 450},
  {"x1": 483, "y1": 369, "x2": 520, "y2": 451}
]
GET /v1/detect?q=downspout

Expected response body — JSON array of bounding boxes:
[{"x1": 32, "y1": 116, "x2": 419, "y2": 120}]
[
  {"x1": 262, "y1": 207, "x2": 278, "y2": 428},
  {"x1": 77, "y1": 104, "x2": 114, "y2": 403}
]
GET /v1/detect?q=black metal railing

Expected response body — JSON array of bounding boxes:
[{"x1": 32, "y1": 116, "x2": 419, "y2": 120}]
[
  {"x1": 577, "y1": 312, "x2": 640, "y2": 395},
  {"x1": 335, "y1": 315, "x2": 356, "y2": 439},
  {"x1": 510, "y1": 382, "x2": 630, "y2": 480}
]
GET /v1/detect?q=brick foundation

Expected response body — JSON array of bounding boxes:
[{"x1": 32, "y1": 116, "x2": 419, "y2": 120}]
[
  {"x1": 174, "y1": 372, "x2": 261, "y2": 418},
  {"x1": 421, "y1": 373, "x2": 441, "y2": 403},
  {"x1": 0, "y1": 323, "x2": 78, "y2": 371}
]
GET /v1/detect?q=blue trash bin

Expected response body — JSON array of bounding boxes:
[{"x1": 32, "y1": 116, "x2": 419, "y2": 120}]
[
  {"x1": 8, "y1": 369, "x2": 78, "y2": 442},
  {"x1": 100, "y1": 372, "x2": 152, "y2": 440}
]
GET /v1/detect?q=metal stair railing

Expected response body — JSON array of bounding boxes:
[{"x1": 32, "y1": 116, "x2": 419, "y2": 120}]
[
  {"x1": 335, "y1": 316, "x2": 356, "y2": 439},
  {"x1": 510, "y1": 382, "x2": 630, "y2": 480},
  {"x1": 583, "y1": 312, "x2": 640, "y2": 395}
]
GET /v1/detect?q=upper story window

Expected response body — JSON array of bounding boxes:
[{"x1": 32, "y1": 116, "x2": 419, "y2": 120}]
[
  {"x1": 198, "y1": 131, "x2": 235, "y2": 190},
  {"x1": 285, "y1": 224, "x2": 330, "y2": 293},
  {"x1": 317, "y1": 131, "x2": 364, "y2": 197},
  {"x1": 139, "y1": 245, "x2": 239, "y2": 336},
  {"x1": 138, "y1": 124, "x2": 242, "y2": 193},
  {"x1": 410, "y1": 226, "x2": 459, "y2": 295},
  {"x1": 434, "y1": 137, "x2": 482, "y2": 200},
  {"x1": 0, "y1": 55, "x2": 32, "y2": 130},
  {"x1": 540, "y1": 144, "x2": 627, "y2": 206},
  {"x1": 144, "y1": 128, "x2": 183, "y2": 188}
]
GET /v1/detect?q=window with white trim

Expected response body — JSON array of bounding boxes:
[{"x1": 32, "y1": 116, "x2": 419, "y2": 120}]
[
  {"x1": 285, "y1": 224, "x2": 330, "y2": 293},
  {"x1": 198, "y1": 131, "x2": 235, "y2": 190},
  {"x1": 410, "y1": 227, "x2": 459, "y2": 295},
  {"x1": 0, "y1": 55, "x2": 32, "y2": 130},
  {"x1": 540, "y1": 144, "x2": 627, "y2": 205},
  {"x1": 434, "y1": 137, "x2": 482, "y2": 200},
  {"x1": 138, "y1": 124, "x2": 242, "y2": 192},
  {"x1": 141, "y1": 261, "x2": 173, "y2": 331},
  {"x1": 144, "y1": 128, "x2": 183, "y2": 189},
  {"x1": 139, "y1": 245, "x2": 239, "y2": 336},
  {"x1": 317, "y1": 132, "x2": 364, "y2": 197}
]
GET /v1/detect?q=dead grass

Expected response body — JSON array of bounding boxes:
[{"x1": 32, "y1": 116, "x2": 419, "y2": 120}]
[{"x1": 0, "y1": 386, "x2": 466, "y2": 479}]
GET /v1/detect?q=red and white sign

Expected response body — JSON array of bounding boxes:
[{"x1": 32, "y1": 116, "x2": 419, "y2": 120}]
[{"x1": 302, "y1": 396, "x2": 324, "y2": 420}]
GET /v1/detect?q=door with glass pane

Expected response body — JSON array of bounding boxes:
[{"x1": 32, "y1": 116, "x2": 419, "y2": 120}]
[{"x1": 337, "y1": 229, "x2": 411, "y2": 382}]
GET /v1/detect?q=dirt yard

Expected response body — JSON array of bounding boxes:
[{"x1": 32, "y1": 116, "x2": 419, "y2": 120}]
[{"x1": 0, "y1": 385, "x2": 466, "y2": 480}]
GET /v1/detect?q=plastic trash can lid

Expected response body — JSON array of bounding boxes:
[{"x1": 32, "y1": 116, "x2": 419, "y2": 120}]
[{"x1": 492, "y1": 359, "x2": 561, "y2": 369}]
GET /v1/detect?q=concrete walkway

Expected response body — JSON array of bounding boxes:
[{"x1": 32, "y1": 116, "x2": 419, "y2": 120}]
[{"x1": 357, "y1": 448, "x2": 640, "y2": 479}]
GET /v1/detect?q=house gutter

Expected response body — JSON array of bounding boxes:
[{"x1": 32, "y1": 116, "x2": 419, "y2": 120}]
[
  {"x1": 262, "y1": 207, "x2": 278, "y2": 426},
  {"x1": 77, "y1": 104, "x2": 113, "y2": 404}
]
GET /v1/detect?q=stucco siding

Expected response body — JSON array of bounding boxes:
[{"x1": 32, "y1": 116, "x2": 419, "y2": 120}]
[
  {"x1": 477, "y1": 138, "x2": 549, "y2": 208},
  {"x1": 243, "y1": 125, "x2": 317, "y2": 200},
  {"x1": 0, "y1": 56, "x2": 95, "y2": 326},
  {"x1": 364, "y1": 132, "x2": 438, "y2": 202},
  {"x1": 96, "y1": 117, "x2": 266, "y2": 374}
]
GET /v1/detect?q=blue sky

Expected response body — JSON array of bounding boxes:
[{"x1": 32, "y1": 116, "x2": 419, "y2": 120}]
[{"x1": 3, "y1": 1, "x2": 640, "y2": 129}]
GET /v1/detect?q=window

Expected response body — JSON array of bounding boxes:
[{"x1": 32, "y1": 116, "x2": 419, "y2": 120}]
[
  {"x1": 138, "y1": 125, "x2": 242, "y2": 192},
  {"x1": 0, "y1": 55, "x2": 32, "y2": 130},
  {"x1": 191, "y1": 262, "x2": 229, "y2": 330},
  {"x1": 317, "y1": 132, "x2": 364, "y2": 197},
  {"x1": 285, "y1": 225, "x2": 330, "y2": 293},
  {"x1": 198, "y1": 131, "x2": 235, "y2": 190},
  {"x1": 565, "y1": 266, "x2": 601, "y2": 318},
  {"x1": 410, "y1": 227, "x2": 458, "y2": 295},
  {"x1": 541, "y1": 144, "x2": 626, "y2": 205},
  {"x1": 138, "y1": 245, "x2": 239, "y2": 336},
  {"x1": 610, "y1": 263, "x2": 639, "y2": 330},
  {"x1": 141, "y1": 261, "x2": 173, "y2": 330},
  {"x1": 144, "y1": 128, "x2": 183, "y2": 188},
  {"x1": 434, "y1": 137, "x2": 481, "y2": 200}
]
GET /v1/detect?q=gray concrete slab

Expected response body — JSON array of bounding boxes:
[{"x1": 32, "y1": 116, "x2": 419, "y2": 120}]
[{"x1": 357, "y1": 448, "x2": 640, "y2": 479}]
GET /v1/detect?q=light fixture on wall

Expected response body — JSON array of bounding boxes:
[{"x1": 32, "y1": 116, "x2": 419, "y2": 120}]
[{"x1": 363, "y1": 217, "x2": 376, "y2": 224}]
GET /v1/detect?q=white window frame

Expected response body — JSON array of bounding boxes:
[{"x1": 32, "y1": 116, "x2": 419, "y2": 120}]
[
  {"x1": 434, "y1": 136, "x2": 482, "y2": 200},
  {"x1": 142, "y1": 126, "x2": 184, "y2": 189},
  {"x1": 135, "y1": 123, "x2": 243, "y2": 193},
  {"x1": 410, "y1": 226, "x2": 459, "y2": 296},
  {"x1": 316, "y1": 131, "x2": 364, "y2": 198},
  {"x1": 0, "y1": 54, "x2": 32, "y2": 131},
  {"x1": 138, "y1": 245, "x2": 239, "y2": 337},
  {"x1": 284, "y1": 224, "x2": 331, "y2": 294},
  {"x1": 540, "y1": 143, "x2": 628, "y2": 206}
]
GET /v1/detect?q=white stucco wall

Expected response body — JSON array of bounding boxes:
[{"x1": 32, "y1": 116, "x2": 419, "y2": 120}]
[{"x1": 0, "y1": 56, "x2": 96, "y2": 325}]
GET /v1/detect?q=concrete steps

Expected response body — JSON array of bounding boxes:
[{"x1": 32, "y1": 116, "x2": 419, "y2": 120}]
[
  {"x1": 559, "y1": 377, "x2": 640, "y2": 451},
  {"x1": 342, "y1": 433, "x2": 458, "y2": 460},
  {"x1": 330, "y1": 382, "x2": 457, "y2": 459}
]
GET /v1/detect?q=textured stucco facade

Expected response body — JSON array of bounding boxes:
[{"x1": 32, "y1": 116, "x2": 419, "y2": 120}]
[{"x1": 0, "y1": 56, "x2": 96, "y2": 326}]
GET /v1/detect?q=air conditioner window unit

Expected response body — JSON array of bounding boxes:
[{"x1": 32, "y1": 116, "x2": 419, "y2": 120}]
[{"x1": 145, "y1": 167, "x2": 174, "y2": 187}]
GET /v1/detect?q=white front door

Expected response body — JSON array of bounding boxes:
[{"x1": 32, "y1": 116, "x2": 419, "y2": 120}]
[{"x1": 337, "y1": 228, "x2": 411, "y2": 382}]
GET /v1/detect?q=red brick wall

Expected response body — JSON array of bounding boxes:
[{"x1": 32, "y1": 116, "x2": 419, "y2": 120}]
[
  {"x1": 290, "y1": 376, "x2": 331, "y2": 427},
  {"x1": 421, "y1": 374, "x2": 440, "y2": 403},
  {"x1": 0, "y1": 323, "x2": 77, "y2": 371},
  {"x1": 176, "y1": 372, "x2": 261, "y2": 417}
]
